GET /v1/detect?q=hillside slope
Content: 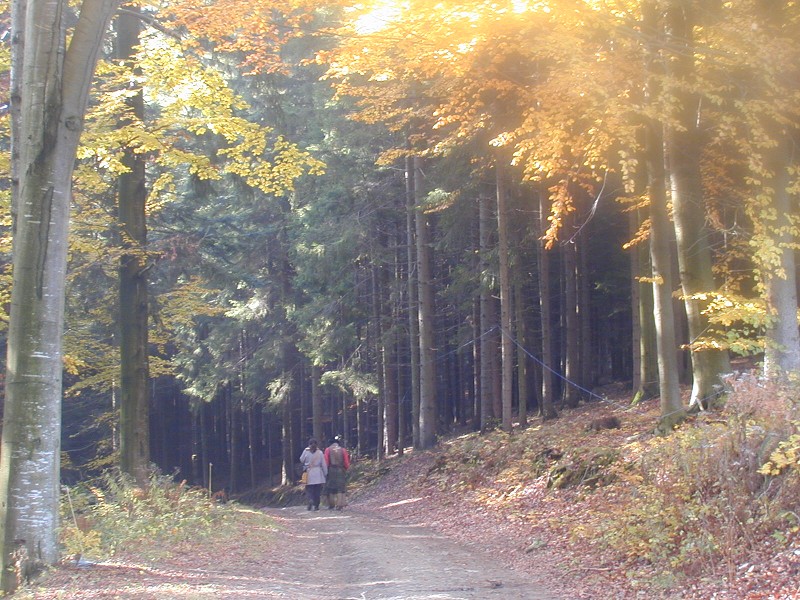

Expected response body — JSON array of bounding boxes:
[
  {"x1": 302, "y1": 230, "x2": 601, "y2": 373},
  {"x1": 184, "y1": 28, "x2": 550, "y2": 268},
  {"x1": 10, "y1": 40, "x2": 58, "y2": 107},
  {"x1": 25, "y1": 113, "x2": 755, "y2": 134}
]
[{"x1": 349, "y1": 386, "x2": 800, "y2": 599}]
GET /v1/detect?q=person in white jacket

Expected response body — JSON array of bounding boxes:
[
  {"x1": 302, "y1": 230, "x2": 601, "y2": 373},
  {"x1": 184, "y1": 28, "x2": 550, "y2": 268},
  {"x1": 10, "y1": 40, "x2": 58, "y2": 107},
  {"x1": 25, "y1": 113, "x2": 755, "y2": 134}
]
[{"x1": 299, "y1": 438, "x2": 328, "y2": 511}]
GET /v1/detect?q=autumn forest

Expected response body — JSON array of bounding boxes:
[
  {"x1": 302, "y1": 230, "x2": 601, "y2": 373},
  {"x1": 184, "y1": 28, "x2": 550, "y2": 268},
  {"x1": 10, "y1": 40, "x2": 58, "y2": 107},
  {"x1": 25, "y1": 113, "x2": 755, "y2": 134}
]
[{"x1": 1, "y1": 0, "x2": 799, "y2": 592}]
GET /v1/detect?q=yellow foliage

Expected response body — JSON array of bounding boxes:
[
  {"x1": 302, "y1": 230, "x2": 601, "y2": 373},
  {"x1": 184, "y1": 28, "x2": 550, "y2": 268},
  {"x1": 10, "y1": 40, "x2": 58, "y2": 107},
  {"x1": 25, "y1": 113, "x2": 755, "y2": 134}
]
[
  {"x1": 760, "y1": 431, "x2": 800, "y2": 477},
  {"x1": 82, "y1": 33, "x2": 324, "y2": 208}
]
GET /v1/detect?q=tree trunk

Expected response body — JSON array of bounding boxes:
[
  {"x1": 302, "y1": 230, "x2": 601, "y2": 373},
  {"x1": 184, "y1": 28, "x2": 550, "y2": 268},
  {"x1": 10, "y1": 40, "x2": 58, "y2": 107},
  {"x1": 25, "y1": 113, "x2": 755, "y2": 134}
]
[
  {"x1": 311, "y1": 365, "x2": 323, "y2": 447},
  {"x1": 479, "y1": 190, "x2": 498, "y2": 428},
  {"x1": 116, "y1": 4, "x2": 151, "y2": 485},
  {"x1": 648, "y1": 129, "x2": 685, "y2": 431},
  {"x1": 384, "y1": 325, "x2": 399, "y2": 454},
  {"x1": 749, "y1": 0, "x2": 800, "y2": 378},
  {"x1": 630, "y1": 208, "x2": 659, "y2": 402},
  {"x1": 641, "y1": 0, "x2": 685, "y2": 433},
  {"x1": 761, "y1": 138, "x2": 800, "y2": 377},
  {"x1": 578, "y1": 229, "x2": 593, "y2": 389},
  {"x1": 247, "y1": 403, "x2": 256, "y2": 489},
  {"x1": 514, "y1": 274, "x2": 529, "y2": 427},
  {"x1": 200, "y1": 403, "x2": 209, "y2": 489},
  {"x1": 538, "y1": 191, "x2": 558, "y2": 419},
  {"x1": 413, "y1": 157, "x2": 437, "y2": 449},
  {"x1": 371, "y1": 263, "x2": 385, "y2": 460},
  {"x1": 227, "y1": 383, "x2": 240, "y2": 493},
  {"x1": 357, "y1": 395, "x2": 366, "y2": 455},
  {"x1": 496, "y1": 162, "x2": 514, "y2": 431},
  {"x1": 472, "y1": 298, "x2": 481, "y2": 427},
  {"x1": 405, "y1": 156, "x2": 421, "y2": 447},
  {"x1": 0, "y1": 0, "x2": 120, "y2": 591},
  {"x1": 562, "y1": 234, "x2": 580, "y2": 408},
  {"x1": 385, "y1": 244, "x2": 400, "y2": 453},
  {"x1": 664, "y1": 0, "x2": 730, "y2": 408},
  {"x1": 394, "y1": 242, "x2": 406, "y2": 455},
  {"x1": 281, "y1": 389, "x2": 293, "y2": 485}
]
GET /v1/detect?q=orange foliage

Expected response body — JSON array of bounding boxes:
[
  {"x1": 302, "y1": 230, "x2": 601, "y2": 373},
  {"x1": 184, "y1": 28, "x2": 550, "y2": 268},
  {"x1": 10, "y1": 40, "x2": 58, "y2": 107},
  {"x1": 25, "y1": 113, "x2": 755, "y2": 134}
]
[
  {"x1": 163, "y1": 0, "x2": 322, "y2": 74},
  {"x1": 319, "y1": 0, "x2": 646, "y2": 241}
]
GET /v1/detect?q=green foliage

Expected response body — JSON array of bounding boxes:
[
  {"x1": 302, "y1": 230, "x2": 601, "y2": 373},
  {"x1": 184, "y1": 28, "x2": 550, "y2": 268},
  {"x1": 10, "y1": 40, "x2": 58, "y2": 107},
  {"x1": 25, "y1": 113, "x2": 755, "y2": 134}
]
[
  {"x1": 320, "y1": 368, "x2": 378, "y2": 400},
  {"x1": 60, "y1": 470, "x2": 240, "y2": 561}
]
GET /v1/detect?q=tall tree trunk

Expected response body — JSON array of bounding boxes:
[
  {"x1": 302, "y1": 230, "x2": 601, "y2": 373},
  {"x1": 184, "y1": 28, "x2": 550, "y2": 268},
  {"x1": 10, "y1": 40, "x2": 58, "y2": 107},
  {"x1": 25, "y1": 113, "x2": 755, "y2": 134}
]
[
  {"x1": 277, "y1": 208, "x2": 299, "y2": 484},
  {"x1": 761, "y1": 138, "x2": 800, "y2": 377},
  {"x1": 514, "y1": 274, "x2": 529, "y2": 427},
  {"x1": 479, "y1": 191, "x2": 498, "y2": 428},
  {"x1": 311, "y1": 365, "x2": 323, "y2": 447},
  {"x1": 642, "y1": 0, "x2": 685, "y2": 433},
  {"x1": 578, "y1": 229, "x2": 593, "y2": 389},
  {"x1": 371, "y1": 263, "x2": 385, "y2": 460},
  {"x1": 385, "y1": 241, "x2": 401, "y2": 453},
  {"x1": 281, "y1": 388, "x2": 293, "y2": 485},
  {"x1": 384, "y1": 324, "x2": 399, "y2": 454},
  {"x1": 226, "y1": 384, "x2": 238, "y2": 493},
  {"x1": 394, "y1": 241, "x2": 406, "y2": 455},
  {"x1": 496, "y1": 162, "x2": 514, "y2": 431},
  {"x1": 357, "y1": 395, "x2": 366, "y2": 455},
  {"x1": 405, "y1": 156, "x2": 421, "y2": 447},
  {"x1": 472, "y1": 298, "x2": 481, "y2": 428},
  {"x1": 341, "y1": 389, "x2": 349, "y2": 452},
  {"x1": 538, "y1": 192, "x2": 558, "y2": 419},
  {"x1": 414, "y1": 157, "x2": 437, "y2": 449},
  {"x1": 664, "y1": 0, "x2": 730, "y2": 408},
  {"x1": 630, "y1": 207, "x2": 659, "y2": 402},
  {"x1": 247, "y1": 402, "x2": 256, "y2": 489},
  {"x1": 0, "y1": 0, "x2": 120, "y2": 591},
  {"x1": 199, "y1": 404, "x2": 209, "y2": 488},
  {"x1": 648, "y1": 128, "x2": 685, "y2": 432},
  {"x1": 750, "y1": 0, "x2": 800, "y2": 378},
  {"x1": 562, "y1": 235, "x2": 580, "y2": 408},
  {"x1": 116, "y1": 5, "x2": 151, "y2": 484}
]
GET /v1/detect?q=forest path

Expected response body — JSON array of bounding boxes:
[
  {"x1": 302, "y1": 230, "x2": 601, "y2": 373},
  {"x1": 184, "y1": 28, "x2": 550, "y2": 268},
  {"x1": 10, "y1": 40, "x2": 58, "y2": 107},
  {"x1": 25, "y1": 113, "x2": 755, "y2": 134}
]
[
  {"x1": 19, "y1": 502, "x2": 559, "y2": 600},
  {"x1": 261, "y1": 504, "x2": 559, "y2": 600}
]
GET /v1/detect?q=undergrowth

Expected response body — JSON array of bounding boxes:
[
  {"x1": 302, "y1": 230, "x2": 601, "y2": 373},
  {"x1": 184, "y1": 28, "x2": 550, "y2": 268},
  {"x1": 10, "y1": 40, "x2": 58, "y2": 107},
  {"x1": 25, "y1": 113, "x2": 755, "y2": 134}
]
[
  {"x1": 373, "y1": 374, "x2": 800, "y2": 592},
  {"x1": 60, "y1": 469, "x2": 240, "y2": 562},
  {"x1": 596, "y1": 374, "x2": 800, "y2": 586}
]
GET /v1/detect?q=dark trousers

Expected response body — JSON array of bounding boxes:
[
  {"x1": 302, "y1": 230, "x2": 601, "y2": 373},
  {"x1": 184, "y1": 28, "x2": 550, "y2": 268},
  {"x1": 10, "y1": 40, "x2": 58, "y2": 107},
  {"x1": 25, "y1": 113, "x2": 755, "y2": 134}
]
[{"x1": 306, "y1": 483, "x2": 323, "y2": 508}]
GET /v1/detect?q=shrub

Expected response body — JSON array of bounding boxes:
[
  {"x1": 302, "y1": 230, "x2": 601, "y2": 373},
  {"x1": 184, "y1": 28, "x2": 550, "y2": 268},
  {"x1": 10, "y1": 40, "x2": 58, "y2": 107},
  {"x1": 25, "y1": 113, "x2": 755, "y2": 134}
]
[
  {"x1": 60, "y1": 469, "x2": 234, "y2": 562},
  {"x1": 598, "y1": 374, "x2": 800, "y2": 585}
]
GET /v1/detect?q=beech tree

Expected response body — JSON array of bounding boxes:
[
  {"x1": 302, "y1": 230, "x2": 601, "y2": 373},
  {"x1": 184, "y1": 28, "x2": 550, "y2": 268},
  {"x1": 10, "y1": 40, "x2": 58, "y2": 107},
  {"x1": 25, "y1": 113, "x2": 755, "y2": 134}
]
[
  {"x1": 0, "y1": 0, "x2": 120, "y2": 591},
  {"x1": 115, "y1": 5, "x2": 150, "y2": 485},
  {"x1": 661, "y1": 1, "x2": 730, "y2": 408},
  {"x1": 719, "y1": 0, "x2": 800, "y2": 376}
]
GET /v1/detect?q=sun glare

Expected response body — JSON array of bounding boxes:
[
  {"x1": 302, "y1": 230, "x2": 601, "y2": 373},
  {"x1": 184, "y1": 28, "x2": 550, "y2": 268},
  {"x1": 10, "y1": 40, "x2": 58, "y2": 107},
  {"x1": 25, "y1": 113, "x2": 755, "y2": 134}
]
[{"x1": 352, "y1": 1, "x2": 407, "y2": 34}]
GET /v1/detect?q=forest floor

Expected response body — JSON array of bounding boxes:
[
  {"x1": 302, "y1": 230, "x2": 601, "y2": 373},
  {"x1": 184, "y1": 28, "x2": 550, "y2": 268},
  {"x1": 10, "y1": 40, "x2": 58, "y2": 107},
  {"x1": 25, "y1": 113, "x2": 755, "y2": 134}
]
[{"x1": 13, "y1": 385, "x2": 800, "y2": 599}]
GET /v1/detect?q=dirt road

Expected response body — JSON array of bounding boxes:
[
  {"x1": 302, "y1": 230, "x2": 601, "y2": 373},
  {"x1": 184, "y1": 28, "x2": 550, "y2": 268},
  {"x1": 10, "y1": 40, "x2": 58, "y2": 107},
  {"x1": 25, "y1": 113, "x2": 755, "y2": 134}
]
[
  {"x1": 265, "y1": 505, "x2": 558, "y2": 600},
  {"x1": 19, "y1": 503, "x2": 559, "y2": 600}
]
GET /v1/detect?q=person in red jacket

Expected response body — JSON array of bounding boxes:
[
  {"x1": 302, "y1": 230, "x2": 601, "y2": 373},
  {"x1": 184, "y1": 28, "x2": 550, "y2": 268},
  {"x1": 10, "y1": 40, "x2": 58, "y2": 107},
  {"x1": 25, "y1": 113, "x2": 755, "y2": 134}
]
[{"x1": 324, "y1": 436, "x2": 351, "y2": 510}]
